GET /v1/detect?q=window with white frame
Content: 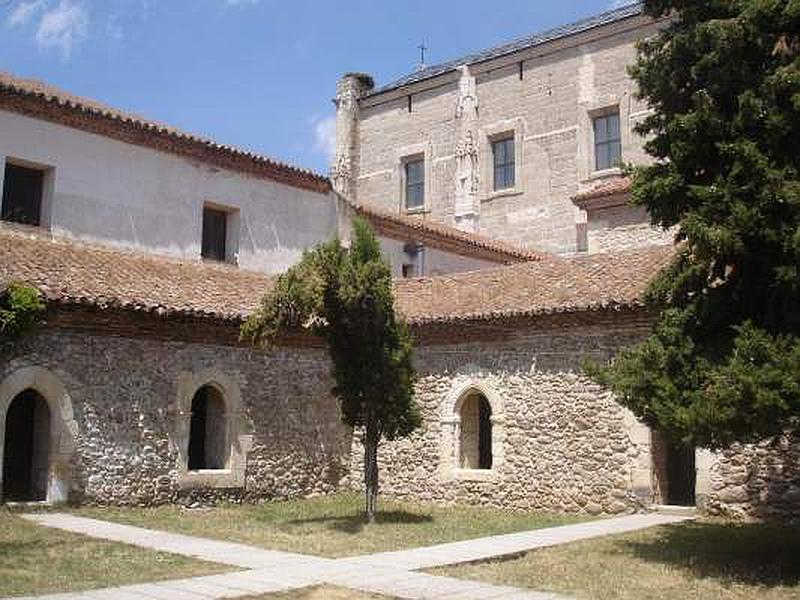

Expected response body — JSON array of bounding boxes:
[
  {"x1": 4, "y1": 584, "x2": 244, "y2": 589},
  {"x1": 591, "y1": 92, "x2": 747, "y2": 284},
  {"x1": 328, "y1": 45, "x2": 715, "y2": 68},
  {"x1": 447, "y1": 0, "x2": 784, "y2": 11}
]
[
  {"x1": 404, "y1": 158, "x2": 425, "y2": 211},
  {"x1": 492, "y1": 136, "x2": 515, "y2": 191},
  {"x1": 593, "y1": 111, "x2": 622, "y2": 171}
]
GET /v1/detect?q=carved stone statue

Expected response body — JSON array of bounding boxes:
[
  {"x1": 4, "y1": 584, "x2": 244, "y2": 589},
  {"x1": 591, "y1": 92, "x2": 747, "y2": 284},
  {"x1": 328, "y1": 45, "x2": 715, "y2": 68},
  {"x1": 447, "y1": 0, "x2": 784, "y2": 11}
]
[
  {"x1": 455, "y1": 65, "x2": 478, "y2": 121},
  {"x1": 455, "y1": 130, "x2": 479, "y2": 197},
  {"x1": 330, "y1": 155, "x2": 351, "y2": 197},
  {"x1": 453, "y1": 65, "x2": 480, "y2": 231}
]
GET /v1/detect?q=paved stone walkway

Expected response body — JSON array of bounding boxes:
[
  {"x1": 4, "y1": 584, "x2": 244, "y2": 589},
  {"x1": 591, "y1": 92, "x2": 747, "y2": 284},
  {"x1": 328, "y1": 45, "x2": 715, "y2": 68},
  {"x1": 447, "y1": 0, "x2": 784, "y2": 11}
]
[{"x1": 11, "y1": 512, "x2": 691, "y2": 600}]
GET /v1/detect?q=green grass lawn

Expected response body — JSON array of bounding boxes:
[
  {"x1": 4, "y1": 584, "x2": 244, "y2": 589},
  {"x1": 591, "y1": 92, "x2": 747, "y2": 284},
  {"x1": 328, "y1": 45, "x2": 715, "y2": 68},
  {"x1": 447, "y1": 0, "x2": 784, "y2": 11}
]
[
  {"x1": 434, "y1": 520, "x2": 800, "y2": 600},
  {"x1": 0, "y1": 511, "x2": 234, "y2": 598},
  {"x1": 75, "y1": 491, "x2": 584, "y2": 558}
]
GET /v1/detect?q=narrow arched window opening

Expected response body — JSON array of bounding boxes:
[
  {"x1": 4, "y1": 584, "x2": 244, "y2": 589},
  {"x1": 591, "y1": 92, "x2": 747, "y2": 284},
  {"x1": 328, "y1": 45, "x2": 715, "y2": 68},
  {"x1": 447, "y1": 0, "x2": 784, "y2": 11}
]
[
  {"x1": 188, "y1": 385, "x2": 227, "y2": 471},
  {"x1": 3, "y1": 389, "x2": 50, "y2": 502},
  {"x1": 459, "y1": 392, "x2": 492, "y2": 470}
]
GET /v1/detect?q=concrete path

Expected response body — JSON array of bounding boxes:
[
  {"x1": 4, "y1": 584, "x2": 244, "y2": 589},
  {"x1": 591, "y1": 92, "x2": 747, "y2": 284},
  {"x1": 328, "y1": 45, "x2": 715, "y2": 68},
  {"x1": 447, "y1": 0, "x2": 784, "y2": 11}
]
[
  {"x1": 11, "y1": 511, "x2": 692, "y2": 600},
  {"x1": 22, "y1": 513, "x2": 333, "y2": 571},
  {"x1": 342, "y1": 513, "x2": 690, "y2": 570}
]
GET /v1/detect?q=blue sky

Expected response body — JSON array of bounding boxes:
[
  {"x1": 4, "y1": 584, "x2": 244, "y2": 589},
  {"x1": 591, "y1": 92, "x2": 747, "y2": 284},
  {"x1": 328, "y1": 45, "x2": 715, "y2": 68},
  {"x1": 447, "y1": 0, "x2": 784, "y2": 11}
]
[{"x1": 0, "y1": 0, "x2": 631, "y2": 174}]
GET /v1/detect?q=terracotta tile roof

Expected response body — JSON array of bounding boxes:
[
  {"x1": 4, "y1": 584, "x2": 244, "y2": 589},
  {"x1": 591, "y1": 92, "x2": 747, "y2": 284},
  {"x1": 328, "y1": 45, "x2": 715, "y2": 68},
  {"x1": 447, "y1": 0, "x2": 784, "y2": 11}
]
[
  {"x1": 0, "y1": 223, "x2": 271, "y2": 320},
  {"x1": 572, "y1": 176, "x2": 632, "y2": 208},
  {"x1": 393, "y1": 244, "x2": 674, "y2": 324},
  {"x1": 341, "y1": 195, "x2": 544, "y2": 264},
  {"x1": 0, "y1": 72, "x2": 329, "y2": 194},
  {"x1": 0, "y1": 223, "x2": 671, "y2": 326}
]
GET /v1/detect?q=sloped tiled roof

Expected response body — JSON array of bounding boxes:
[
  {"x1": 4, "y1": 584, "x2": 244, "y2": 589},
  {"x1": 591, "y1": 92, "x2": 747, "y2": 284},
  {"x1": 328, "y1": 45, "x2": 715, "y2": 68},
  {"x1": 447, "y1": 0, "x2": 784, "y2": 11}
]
[
  {"x1": 341, "y1": 195, "x2": 544, "y2": 264},
  {"x1": 0, "y1": 72, "x2": 329, "y2": 194},
  {"x1": 370, "y1": 3, "x2": 644, "y2": 96},
  {"x1": 0, "y1": 224, "x2": 271, "y2": 321},
  {"x1": 572, "y1": 176, "x2": 633, "y2": 207},
  {"x1": 393, "y1": 244, "x2": 673, "y2": 324},
  {"x1": 0, "y1": 223, "x2": 671, "y2": 326}
]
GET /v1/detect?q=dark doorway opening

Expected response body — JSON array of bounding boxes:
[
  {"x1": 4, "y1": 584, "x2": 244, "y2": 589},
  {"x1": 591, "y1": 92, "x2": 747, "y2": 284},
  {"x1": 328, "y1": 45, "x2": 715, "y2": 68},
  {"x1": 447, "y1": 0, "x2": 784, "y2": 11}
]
[
  {"x1": 2, "y1": 389, "x2": 50, "y2": 502},
  {"x1": 477, "y1": 396, "x2": 493, "y2": 470},
  {"x1": 187, "y1": 385, "x2": 226, "y2": 471},
  {"x1": 459, "y1": 392, "x2": 493, "y2": 470},
  {"x1": 653, "y1": 432, "x2": 696, "y2": 506}
]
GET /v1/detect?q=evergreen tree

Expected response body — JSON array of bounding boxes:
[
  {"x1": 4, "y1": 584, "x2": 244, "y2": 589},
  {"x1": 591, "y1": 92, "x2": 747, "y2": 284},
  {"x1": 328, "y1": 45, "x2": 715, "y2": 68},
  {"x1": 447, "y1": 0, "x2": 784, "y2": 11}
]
[
  {"x1": 242, "y1": 218, "x2": 420, "y2": 522},
  {"x1": 594, "y1": 0, "x2": 800, "y2": 448}
]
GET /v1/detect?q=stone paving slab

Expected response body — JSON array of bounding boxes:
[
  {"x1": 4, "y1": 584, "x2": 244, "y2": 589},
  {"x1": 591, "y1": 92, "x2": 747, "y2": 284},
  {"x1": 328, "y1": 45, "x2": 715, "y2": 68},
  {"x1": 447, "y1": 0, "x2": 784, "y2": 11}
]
[
  {"x1": 11, "y1": 511, "x2": 694, "y2": 600},
  {"x1": 21, "y1": 514, "x2": 332, "y2": 571},
  {"x1": 341, "y1": 513, "x2": 692, "y2": 570},
  {"x1": 339, "y1": 570, "x2": 565, "y2": 599}
]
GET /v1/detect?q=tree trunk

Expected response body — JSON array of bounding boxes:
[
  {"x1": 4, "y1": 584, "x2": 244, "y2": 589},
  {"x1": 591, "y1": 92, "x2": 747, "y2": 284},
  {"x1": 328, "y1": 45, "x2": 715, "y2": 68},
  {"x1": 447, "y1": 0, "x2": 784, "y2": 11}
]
[{"x1": 363, "y1": 421, "x2": 379, "y2": 524}]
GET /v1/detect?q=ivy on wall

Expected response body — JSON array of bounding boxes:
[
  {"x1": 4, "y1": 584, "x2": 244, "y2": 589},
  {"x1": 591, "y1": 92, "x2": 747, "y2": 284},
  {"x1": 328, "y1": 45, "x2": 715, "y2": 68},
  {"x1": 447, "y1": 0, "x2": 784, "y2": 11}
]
[{"x1": 0, "y1": 283, "x2": 45, "y2": 352}]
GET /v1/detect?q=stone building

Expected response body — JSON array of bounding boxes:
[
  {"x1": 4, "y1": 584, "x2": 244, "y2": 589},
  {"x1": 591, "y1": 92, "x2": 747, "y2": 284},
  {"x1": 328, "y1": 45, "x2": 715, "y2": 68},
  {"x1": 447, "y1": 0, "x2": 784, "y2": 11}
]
[
  {"x1": 332, "y1": 3, "x2": 673, "y2": 256},
  {"x1": 0, "y1": 4, "x2": 798, "y2": 520}
]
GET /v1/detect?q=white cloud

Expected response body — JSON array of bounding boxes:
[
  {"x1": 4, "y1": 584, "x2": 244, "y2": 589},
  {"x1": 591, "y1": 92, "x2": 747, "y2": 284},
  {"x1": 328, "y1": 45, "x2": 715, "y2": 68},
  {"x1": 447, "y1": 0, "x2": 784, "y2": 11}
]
[
  {"x1": 6, "y1": 0, "x2": 45, "y2": 27},
  {"x1": 34, "y1": 0, "x2": 88, "y2": 59},
  {"x1": 313, "y1": 115, "x2": 337, "y2": 162},
  {"x1": 608, "y1": 0, "x2": 636, "y2": 8}
]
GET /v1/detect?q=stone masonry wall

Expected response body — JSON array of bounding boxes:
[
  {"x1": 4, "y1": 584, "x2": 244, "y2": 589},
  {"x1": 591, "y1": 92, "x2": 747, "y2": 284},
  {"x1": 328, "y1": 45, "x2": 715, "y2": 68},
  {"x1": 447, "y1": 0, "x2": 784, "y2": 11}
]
[
  {"x1": 354, "y1": 19, "x2": 662, "y2": 255},
  {"x1": 705, "y1": 434, "x2": 800, "y2": 521},
  {"x1": 586, "y1": 204, "x2": 674, "y2": 254},
  {"x1": 3, "y1": 318, "x2": 797, "y2": 518},
  {"x1": 351, "y1": 321, "x2": 656, "y2": 515},
  {"x1": 0, "y1": 328, "x2": 351, "y2": 506}
]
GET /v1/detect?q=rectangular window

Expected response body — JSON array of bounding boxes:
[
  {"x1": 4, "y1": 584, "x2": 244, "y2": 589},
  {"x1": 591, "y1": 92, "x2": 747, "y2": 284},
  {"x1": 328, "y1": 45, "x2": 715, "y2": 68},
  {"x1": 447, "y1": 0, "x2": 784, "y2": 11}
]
[
  {"x1": 492, "y1": 137, "x2": 515, "y2": 191},
  {"x1": 2, "y1": 163, "x2": 44, "y2": 226},
  {"x1": 405, "y1": 159, "x2": 425, "y2": 211},
  {"x1": 594, "y1": 112, "x2": 622, "y2": 171},
  {"x1": 201, "y1": 207, "x2": 228, "y2": 262}
]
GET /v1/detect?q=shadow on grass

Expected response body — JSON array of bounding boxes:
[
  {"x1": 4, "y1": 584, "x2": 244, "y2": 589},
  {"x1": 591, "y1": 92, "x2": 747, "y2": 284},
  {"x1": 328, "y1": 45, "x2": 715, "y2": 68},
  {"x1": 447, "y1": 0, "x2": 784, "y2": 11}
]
[
  {"x1": 288, "y1": 510, "x2": 433, "y2": 534},
  {"x1": 623, "y1": 521, "x2": 800, "y2": 587},
  {"x1": 0, "y1": 540, "x2": 50, "y2": 556}
]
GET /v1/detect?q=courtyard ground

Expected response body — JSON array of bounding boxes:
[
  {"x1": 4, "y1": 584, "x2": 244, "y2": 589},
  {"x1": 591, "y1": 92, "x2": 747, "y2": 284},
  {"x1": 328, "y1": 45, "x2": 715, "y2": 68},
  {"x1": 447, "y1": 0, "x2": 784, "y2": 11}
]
[
  {"x1": 0, "y1": 511, "x2": 233, "y2": 597},
  {"x1": 248, "y1": 585, "x2": 393, "y2": 599},
  {"x1": 75, "y1": 491, "x2": 584, "y2": 557},
  {"x1": 434, "y1": 520, "x2": 800, "y2": 600}
]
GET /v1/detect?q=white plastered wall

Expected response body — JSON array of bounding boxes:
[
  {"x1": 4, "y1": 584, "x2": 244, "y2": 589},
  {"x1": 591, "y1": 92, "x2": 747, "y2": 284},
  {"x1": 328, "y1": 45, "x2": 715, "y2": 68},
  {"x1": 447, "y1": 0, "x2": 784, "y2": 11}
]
[{"x1": 0, "y1": 110, "x2": 337, "y2": 275}]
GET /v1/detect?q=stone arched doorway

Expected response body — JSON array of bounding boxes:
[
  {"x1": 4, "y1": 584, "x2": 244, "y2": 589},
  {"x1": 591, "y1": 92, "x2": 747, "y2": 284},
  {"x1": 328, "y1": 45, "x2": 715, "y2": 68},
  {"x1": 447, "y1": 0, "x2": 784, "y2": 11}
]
[
  {"x1": 188, "y1": 384, "x2": 228, "y2": 471},
  {"x1": 2, "y1": 389, "x2": 50, "y2": 502},
  {"x1": 459, "y1": 392, "x2": 493, "y2": 470},
  {"x1": 440, "y1": 378, "x2": 505, "y2": 478},
  {"x1": 0, "y1": 367, "x2": 76, "y2": 504},
  {"x1": 173, "y1": 368, "x2": 253, "y2": 490}
]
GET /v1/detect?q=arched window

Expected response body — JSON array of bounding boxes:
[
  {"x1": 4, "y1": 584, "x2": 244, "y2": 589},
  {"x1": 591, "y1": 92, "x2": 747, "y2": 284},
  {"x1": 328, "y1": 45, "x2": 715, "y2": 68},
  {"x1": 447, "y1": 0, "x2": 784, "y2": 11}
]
[
  {"x1": 3, "y1": 389, "x2": 50, "y2": 502},
  {"x1": 459, "y1": 392, "x2": 492, "y2": 470},
  {"x1": 187, "y1": 385, "x2": 227, "y2": 471}
]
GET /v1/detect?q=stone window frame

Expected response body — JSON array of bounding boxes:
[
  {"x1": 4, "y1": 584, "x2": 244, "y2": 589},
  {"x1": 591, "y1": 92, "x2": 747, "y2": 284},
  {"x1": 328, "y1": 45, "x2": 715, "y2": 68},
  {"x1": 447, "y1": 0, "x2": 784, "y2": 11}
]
[
  {"x1": 440, "y1": 378, "x2": 505, "y2": 482},
  {"x1": 395, "y1": 142, "x2": 433, "y2": 215},
  {"x1": 172, "y1": 368, "x2": 252, "y2": 490},
  {"x1": 0, "y1": 367, "x2": 77, "y2": 504},
  {"x1": 479, "y1": 119, "x2": 525, "y2": 202},
  {"x1": 578, "y1": 95, "x2": 631, "y2": 184}
]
